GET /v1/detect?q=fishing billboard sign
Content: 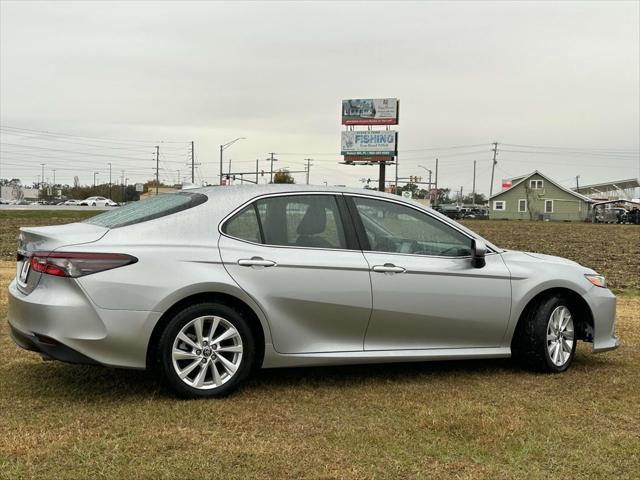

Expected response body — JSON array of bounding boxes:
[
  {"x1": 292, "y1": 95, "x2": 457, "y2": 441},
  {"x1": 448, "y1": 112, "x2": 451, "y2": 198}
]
[{"x1": 341, "y1": 131, "x2": 397, "y2": 156}]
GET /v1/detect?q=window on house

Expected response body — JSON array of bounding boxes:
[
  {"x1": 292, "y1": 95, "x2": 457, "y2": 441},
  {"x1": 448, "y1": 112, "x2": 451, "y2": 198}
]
[
  {"x1": 493, "y1": 201, "x2": 505, "y2": 211},
  {"x1": 544, "y1": 200, "x2": 554, "y2": 213},
  {"x1": 530, "y1": 179, "x2": 544, "y2": 189},
  {"x1": 518, "y1": 199, "x2": 527, "y2": 212}
]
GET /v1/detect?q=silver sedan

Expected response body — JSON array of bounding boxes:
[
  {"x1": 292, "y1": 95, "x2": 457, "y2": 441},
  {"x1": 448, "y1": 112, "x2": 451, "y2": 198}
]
[{"x1": 8, "y1": 185, "x2": 619, "y2": 397}]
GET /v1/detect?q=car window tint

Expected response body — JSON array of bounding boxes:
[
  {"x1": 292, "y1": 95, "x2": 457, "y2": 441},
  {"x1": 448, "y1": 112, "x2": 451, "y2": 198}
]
[
  {"x1": 222, "y1": 205, "x2": 262, "y2": 243},
  {"x1": 353, "y1": 197, "x2": 472, "y2": 257},
  {"x1": 84, "y1": 192, "x2": 207, "y2": 228},
  {"x1": 255, "y1": 195, "x2": 347, "y2": 249}
]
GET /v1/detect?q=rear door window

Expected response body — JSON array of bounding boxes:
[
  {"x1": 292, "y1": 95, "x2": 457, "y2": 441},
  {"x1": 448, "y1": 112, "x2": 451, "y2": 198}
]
[
  {"x1": 84, "y1": 192, "x2": 207, "y2": 228},
  {"x1": 255, "y1": 195, "x2": 347, "y2": 249}
]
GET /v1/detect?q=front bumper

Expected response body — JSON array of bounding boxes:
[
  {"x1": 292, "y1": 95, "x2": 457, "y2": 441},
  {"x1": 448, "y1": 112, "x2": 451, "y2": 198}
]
[
  {"x1": 583, "y1": 285, "x2": 620, "y2": 353},
  {"x1": 8, "y1": 277, "x2": 161, "y2": 369}
]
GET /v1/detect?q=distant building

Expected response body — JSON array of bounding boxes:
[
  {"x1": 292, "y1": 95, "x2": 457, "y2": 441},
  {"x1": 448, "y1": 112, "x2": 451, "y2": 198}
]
[
  {"x1": 572, "y1": 178, "x2": 640, "y2": 202},
  {"x1": 1, "y1": 185, "x2": 40, "y2": 201},
  {"x1": 489, "y1": 171, "x2": 593, "y2": 221},
  {"x1": 139, "y1": 186, "x2": 180, "y2": 199}
]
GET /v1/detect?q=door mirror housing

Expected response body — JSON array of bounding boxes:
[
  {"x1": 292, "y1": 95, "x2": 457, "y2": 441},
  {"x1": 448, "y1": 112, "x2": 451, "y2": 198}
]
[{"x1": 471, "y1": 239, "x2": 487, "y2": 268}]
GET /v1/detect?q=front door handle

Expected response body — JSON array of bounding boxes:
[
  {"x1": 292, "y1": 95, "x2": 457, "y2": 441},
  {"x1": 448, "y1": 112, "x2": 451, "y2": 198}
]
[
  {"x1": 372, "y1": 263, "x2": 406, "y2": 274},
  {"x1": 237, "y1": 257, "x2": 276, "y2": 268}
]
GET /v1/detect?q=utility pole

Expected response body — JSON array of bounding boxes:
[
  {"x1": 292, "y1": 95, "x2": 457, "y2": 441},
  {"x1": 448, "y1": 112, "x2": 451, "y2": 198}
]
[
  {"x1": 268, "y1": 152, "x2": 277, "y2": 183},
  {"x1": 191, "y1": 141, "x2": 195, "y2": 183},
  {"x1": 94, "y1": 171, "x2": 98, "y2": 188},
  {"x1": 52, "y1": 169, "x2": 56, "y2": 186},
  {"x1": 255, "y1": 159, "x2": 259, "y2": 184},
  {"x1": 576, "y1": 175, "x2": 580, "y2": 190},
  {"x1": 472, "y1": 160, "x2": 476, "y2": 205},
  {"x1": 108, "y1": 163, "x2": 112, "y2": 199},
  {"x1": 155, "y1": 145, "x2": 159, "y2": 195},
  {"x1": 121, "y1": 170, "x2": 125, "y2": 203},
  {"x1": 40, "y1": 163, "x2": 45, "y2": 188},
  {"x1": 434, "y1": 158, "x2": 439, "y2": 207},
  {"x1": 489, "y1": 142, "x2": 499, "y2": 198},
  {"x1": 305, "y1": 158, "x2": 313, "y2": 184}
]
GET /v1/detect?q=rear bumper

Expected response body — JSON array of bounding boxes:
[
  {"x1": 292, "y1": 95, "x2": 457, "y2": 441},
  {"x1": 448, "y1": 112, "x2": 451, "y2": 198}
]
[
  {"x1": 10, "y1": 323, "x2": 99, "y2": 365},
  {"x1": 8, "y1": 277, "x2": 161, "y2": 369}
]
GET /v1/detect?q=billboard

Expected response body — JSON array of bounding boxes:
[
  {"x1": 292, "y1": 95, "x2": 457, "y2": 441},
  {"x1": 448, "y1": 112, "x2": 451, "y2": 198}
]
[
  {"x1": 342, "y1": 98, "x2": 398, "y2": 125},
  {"x1": 341, "y1": 131, "x2": 397, "y2": 156}
]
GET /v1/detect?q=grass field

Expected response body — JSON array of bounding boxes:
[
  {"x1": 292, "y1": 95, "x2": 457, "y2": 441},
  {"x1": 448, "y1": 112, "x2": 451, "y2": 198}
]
[{"x1": 0, "y1": 211, "x2": 639, "y2": 479}]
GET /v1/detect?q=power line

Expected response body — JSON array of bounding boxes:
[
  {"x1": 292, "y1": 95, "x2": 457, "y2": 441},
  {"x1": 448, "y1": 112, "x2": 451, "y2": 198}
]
[
  {"x1": 0, "y1": 125, "x2": 189, "y2": 145},
  {"x1": 502, "y1": 142, "x2": 639, "y2": 153}
]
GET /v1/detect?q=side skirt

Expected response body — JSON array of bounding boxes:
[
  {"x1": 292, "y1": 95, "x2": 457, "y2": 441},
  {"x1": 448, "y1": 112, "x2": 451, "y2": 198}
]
[{"x1": 261, "y1": 346, "x2": 511, "y2": 369}]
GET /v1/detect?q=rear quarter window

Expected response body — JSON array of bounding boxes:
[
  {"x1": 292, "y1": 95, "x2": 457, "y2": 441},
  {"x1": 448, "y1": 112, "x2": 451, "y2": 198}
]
[{"x1": 84, "y1": 192, "x2": 207, "y2": 228}]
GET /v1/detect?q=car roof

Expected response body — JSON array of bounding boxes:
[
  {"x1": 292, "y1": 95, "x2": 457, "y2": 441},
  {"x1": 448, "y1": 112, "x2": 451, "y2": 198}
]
[{"x1": 191, "y1": 183, "x2": 406, "y2": 203}]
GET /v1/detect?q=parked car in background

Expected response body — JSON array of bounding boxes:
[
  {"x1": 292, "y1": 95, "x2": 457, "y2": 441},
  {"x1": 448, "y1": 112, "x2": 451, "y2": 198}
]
[
  {"x1": 621, "y1": 208, "x2": 640, "y2": 225},
  {"x1": 8, "y1": 185, "x2": 618, "y2": 398},
  {"x1": 63, "y1": 199, "x2": 81, "y2": 206},
  {"x1": 600, "y1": 207, "x2": 627, "y2": 224},
  {"x1": 79, "y1": 196, "x2": 118, "y2": 207}
]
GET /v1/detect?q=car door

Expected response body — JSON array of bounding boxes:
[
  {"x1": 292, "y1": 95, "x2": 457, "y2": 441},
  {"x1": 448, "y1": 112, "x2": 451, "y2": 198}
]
[
  {"x1": 347, "y1": 195, "x2": 512, "y2": 351},
  {"x1": 218, "y1": 193, "x2": 372, "y2": 354}
]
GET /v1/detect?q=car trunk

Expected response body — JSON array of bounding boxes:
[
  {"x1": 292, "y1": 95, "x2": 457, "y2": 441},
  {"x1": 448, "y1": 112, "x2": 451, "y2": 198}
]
[{"x1": 16, "y1": 223, "x2": 109, "y2": 295}]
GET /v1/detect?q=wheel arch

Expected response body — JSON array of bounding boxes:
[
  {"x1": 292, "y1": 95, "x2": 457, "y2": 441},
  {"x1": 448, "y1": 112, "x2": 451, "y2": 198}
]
[
  {"x1": 511, "y1": 287, "x2": 595, "y2": 345},
  {"x1": 145, "y1": 291, "x2": 267, "y2": 371}
]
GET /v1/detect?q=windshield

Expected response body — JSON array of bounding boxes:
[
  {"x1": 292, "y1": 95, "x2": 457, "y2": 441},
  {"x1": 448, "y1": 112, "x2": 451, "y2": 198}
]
[{"x1": 84, "y1": 192, "x2": 207, "y2": 228}]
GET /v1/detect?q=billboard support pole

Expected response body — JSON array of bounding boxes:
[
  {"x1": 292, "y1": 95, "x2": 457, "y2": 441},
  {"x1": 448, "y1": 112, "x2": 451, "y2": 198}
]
[
  {"x1": 378, "y1": 162, "x2": 386, "y2": 192},
  {"x1": 394, "y1": 152, "x2": 399, "y2": 195}
]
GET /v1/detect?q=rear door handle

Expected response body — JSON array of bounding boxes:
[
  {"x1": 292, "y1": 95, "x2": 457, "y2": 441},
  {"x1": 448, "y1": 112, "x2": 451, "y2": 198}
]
[
  {"x1": 372, "y1": 263, "x2": 406, "y2": 274},
  {"x1": 237, "y1": 257, "x2": 276, "y2": 268}
]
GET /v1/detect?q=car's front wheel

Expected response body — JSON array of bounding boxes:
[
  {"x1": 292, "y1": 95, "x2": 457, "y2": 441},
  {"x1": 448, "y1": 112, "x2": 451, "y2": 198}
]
[
  {"x1": 512, "y1": 294, "x2": 577, "y2": 372},
  {"x1": 156, "y1": 302, "x2": 255, "y2": 398}
]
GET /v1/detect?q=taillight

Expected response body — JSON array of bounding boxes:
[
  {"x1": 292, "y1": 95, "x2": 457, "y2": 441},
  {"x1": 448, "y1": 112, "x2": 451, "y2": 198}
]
[{"x1": 30, "y1": 252, "x2": 137, "y2": 277}]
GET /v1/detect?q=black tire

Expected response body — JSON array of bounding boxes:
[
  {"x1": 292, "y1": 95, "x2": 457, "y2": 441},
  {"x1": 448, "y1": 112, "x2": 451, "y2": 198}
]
[
  {"x1": 511, "y1": 294, "x2": 577, "y2": 373},
  {"x1": 156, "y1": 302, "x2": 255, "y2": 398}
]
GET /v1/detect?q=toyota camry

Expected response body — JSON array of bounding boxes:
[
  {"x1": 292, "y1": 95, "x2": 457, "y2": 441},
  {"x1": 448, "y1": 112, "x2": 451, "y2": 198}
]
[{"x1": 8, "y1": 185, "x2": 619, "y2": 397}]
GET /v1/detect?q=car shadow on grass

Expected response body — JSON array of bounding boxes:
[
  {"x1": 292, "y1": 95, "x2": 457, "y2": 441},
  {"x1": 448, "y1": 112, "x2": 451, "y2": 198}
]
[{"x1": 7, "y1": 348, "x2": 616, "y2": 402}]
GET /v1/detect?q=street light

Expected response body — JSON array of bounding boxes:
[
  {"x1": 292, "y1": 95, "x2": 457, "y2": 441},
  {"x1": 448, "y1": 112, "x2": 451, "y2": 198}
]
[
  {"x1": 94, "y1": 171, "x2": 99, "y2": 188},
  {"x1": 219, "y1": 137, "x2": 246, "y2": 185},
  {"x1": 418, "y1": 164, "x2": 435, "y2": 204}
]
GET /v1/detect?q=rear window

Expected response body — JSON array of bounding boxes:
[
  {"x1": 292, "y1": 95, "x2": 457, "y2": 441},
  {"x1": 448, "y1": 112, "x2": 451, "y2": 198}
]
[{"x1": 84, "y1": 192, "x2": 207, "y2": 228}]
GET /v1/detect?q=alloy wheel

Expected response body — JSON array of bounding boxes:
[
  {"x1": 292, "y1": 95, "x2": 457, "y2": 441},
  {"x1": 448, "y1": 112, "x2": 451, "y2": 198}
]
[
  {"x1": 546, "y1": 306, "x2": 574, "y2": 367},
  {"x1": 171, "y1": 315, "x2": 243, "y2": 389}
]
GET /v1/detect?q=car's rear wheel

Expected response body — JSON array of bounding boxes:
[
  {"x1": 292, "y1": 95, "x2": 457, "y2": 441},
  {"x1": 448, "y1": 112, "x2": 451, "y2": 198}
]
[
  {"x1": 156, "y1": 302, "x2": 255, "y2": 398},
  {"x1": 512, "y1": 294, "x2": 577, "y2": 372}
]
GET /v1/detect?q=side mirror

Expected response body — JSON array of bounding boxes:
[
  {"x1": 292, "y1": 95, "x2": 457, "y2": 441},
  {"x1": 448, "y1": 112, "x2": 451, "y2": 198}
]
[{"x1": 471, "y1": 239, "x2": 487, "y2": 268}]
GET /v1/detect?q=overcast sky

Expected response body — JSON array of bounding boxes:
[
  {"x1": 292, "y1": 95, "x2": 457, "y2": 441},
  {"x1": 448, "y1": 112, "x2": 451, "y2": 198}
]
[{"x1": 1, "y1": 0, "x2": 638, "y2": 194}]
